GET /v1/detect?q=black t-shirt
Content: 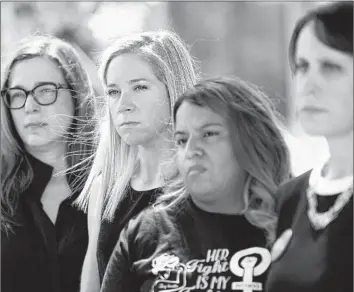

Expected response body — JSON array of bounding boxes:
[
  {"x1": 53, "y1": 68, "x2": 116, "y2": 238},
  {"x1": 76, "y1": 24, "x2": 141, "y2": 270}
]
[
  {"x1": 101, "y1": 197, "x2": 271, "y2": 292},
  {"x1": 266, "y1": 172, "x2": 353, "y2": 292},
  {"x1": 1, "y1": 153, "x2": 88, "y2": 292},
  {"x1": 97, "y1": 187, "x2": 161, "y2": 283}
]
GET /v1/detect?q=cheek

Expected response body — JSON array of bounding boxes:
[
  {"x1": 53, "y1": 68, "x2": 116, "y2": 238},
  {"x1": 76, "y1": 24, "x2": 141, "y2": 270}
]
[
  {"x1": 143, "y1": 90, "x2": 171, "y2": 121},
  {"x1": 210, "y1": 145, "x2": 240, "y2": 177},
  {"x1": 10, "y1": 111, "x2": 23, "y2": 130},
  {"x1": 46, "y1": 97, "x2": 75, "y2": 128},
  {"x1": 328, "y1": 83, "x2": 353, "y2": 116},
  {"x1": 54, "y1": 93, "x2": 75, "y2": 115},
  {"x1": 176, "y1": 151, "x2": 187, "y2": 176},
  {"x1": 108, "y1": 98, "x2": 117, "y2": 114}
]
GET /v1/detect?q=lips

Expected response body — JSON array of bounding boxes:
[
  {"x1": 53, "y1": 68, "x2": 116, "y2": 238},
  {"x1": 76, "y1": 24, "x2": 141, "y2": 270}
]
[
  {"x1": 119, "y1": 121, "x2": 140, "y2": 127},
  {"x1": 24, "y1": 122, "x2": 47, "y2": 128},
  {"x1": 187, "y1": 165, "x2": 206, "y2": 176},
  {"x1": 301, "y1": 106, "x2": 327, "y2": 113}
]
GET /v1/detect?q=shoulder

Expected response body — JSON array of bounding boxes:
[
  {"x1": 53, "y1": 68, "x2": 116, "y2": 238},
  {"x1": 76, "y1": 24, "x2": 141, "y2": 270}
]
[
  {"x1": 119, "y1": 207, "x2": 159, "y2": 250},
  {"x1": 121, "y1": 206, "x2": 179, "y2": 252},
  {"x1": 276, "y1": 170, "x2": 311, "y2": 213}
]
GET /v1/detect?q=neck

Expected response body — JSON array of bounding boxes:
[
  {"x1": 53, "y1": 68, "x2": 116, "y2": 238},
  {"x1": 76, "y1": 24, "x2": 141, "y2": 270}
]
[
  {"x1": 192, "y1": 173, "x2": 247, "y2": 215},
  {"x1": 132, "y1": 133, "x2": 175, "y2": 191},
  {"x1": 325, "y1": 131, "x2": 353, "y2": 180},
  {"x1": 26, "y1": 143, "x2": 68, "y2": 175}
]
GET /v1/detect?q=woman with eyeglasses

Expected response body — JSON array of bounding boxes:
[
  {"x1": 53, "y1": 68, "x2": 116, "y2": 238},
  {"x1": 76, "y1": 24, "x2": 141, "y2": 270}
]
[{"x1": 1, "y1": 35, "x2": 96, "y2": 292}]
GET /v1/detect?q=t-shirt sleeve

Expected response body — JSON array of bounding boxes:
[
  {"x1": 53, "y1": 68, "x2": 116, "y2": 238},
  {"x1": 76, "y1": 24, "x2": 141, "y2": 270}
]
[{"x1": 100, "y1": 208, "x2": 157, "y2": 292}]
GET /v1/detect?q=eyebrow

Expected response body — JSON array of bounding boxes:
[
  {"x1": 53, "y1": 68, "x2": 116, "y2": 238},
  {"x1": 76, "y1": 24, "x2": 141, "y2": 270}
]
[
  {"x1": 129, "y1": 78, "x2": 150, "y2": 84},
  {"x1": 174, "y1": 123, "x2": 224, "y2": 136},
  {"x1": 9, "y1": 81, "x2": 63, "y2": 90},
  {"x1": 106, "y1": 78, "x2": 151, "y2": 88}
]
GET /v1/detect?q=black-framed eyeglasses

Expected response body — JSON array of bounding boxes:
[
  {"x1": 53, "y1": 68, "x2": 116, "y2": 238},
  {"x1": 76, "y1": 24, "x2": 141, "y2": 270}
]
[{"x1": 1, "y1": 82, "x2": 71, "y2": 109}]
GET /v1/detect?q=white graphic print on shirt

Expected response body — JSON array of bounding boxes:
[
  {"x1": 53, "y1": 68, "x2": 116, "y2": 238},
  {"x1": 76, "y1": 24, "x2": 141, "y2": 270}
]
[{"x1": 151, "y1": 247, "x2": 271, "y2": 292}]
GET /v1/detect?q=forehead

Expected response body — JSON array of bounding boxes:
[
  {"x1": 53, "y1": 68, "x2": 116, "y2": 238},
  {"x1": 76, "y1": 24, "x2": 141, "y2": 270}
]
[
  {"x1": 9, "y1": 57, "x2": 65, "y2": 88},
  {"x1": 296, "y1": 24, "x2": 351, "y2": 63},
  {"x1": 106, "y1": 53, "x2": 158, "y2": 85},
  {"x1": 175, "y1": 102, "x2": 227, "y2": 130}
]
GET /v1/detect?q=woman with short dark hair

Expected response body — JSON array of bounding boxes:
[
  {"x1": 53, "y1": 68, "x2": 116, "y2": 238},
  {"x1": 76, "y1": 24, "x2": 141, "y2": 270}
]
[{"x1": 266, "y1": 2, "x2": 353, "y2": 292}]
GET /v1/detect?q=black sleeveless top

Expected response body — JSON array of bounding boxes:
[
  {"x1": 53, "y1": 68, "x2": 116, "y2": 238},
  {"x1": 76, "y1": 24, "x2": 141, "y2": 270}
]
[{"x1": 97, "y1": 186, "x2": 161, "y2": 283}]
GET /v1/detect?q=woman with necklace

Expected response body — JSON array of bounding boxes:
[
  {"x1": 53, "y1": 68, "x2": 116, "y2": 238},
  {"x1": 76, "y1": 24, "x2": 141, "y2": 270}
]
[{"x1": 266, "y1": 2, "x2": 353, "y2": 292}]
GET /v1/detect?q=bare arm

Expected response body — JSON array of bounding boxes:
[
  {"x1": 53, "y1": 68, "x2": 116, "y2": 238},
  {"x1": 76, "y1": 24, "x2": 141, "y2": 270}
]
[{"x1": 80, "y1": 178, "x2": 103, "y2": 292}]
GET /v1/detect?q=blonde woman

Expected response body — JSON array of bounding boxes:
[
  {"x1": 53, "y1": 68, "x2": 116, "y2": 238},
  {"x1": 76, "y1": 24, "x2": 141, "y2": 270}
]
[
  {"x1": 101, "y1": 76, "x2": 291, "y2": 292},
  {"x1": 76, "y1": 30, "x2": 199, "y2": 291},
  {"x1": 1, "y1": 35, "x2": 96, "y2": 292}
]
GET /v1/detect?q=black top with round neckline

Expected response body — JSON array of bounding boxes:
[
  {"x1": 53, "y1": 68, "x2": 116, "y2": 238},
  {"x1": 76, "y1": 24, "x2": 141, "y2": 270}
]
[
  {"x1": 266, "y1": 171, "x2": 353, "y2": 292},
  {"x1": 97, "y1": 186, "x2": 161, "y2": 283}
]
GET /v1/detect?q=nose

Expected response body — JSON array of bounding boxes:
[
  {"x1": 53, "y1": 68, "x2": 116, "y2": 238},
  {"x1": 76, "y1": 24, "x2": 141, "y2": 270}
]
[
  {"x1": 301, "y1": 68, "x2": 321, "y2": 95},
  {"x1": 185, "y1": 136, "x2": 204, "y2": 159},
  {"x1": 117, "y1": 91, "x2": 135, "y2": 113},
  {"x1": 24, "y1": 93, "x2": 40, "y2": 113}
]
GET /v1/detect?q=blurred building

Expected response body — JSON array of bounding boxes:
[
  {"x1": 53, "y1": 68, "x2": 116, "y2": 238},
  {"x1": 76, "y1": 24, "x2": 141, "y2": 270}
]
[{"x1": 1, "y1": 1, "x2": 331, "y2": 174}]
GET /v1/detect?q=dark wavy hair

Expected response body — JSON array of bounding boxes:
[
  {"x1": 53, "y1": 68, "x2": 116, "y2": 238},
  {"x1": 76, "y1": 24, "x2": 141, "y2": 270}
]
[
  {"x1": 289, "y1": 1, "x2": 353, "y2": 72},
  {"x1": 157, "y1": 76, "x2": 291, "y2": 244}
]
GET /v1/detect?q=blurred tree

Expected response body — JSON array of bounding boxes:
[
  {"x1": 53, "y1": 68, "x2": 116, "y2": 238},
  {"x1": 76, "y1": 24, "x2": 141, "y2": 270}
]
[{"x1": 1, "y1": 1, "x2": 103, "y2": 95}]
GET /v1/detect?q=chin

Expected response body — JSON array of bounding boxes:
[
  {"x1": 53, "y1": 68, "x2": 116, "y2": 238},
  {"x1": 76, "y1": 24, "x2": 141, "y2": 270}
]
[
  {"x1": 187, "y1": 183, "x2": 215, "y2": 200},
  {"x1": 302, "y1": 123, "x2": 351, "y2": 137},
  {"x1": 119, "y1": 132, "x2": 152, "y2": 146},
  {"x1": 24, "y1": 139, "x2": 52, "y2": 148},
  {"x1": 300, "y1": 121, "x2": 331, "y2": 136},
  {"x1": 23, "y1": 134, "x2": 62, "y2": 149}
]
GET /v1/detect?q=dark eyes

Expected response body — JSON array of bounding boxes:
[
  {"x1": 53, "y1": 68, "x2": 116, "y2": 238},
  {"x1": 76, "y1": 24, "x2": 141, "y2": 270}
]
[
  {"x1": 294, "y1": 61, "x2": 309, "y2": 73},
  {"x1": 133, "y1": 84, "x2": 148, "y2": 91},
  {"x1": 322, "y1": 62, "x2": 342, "y2": 73},
  {"x1": 175, "y1": 131, "x2": 219, "y2": 147},
  {"x1": 204, "y1": 131, "x2": 218, "y2": 138},
  {"x1": 176, "y1": 138, "x2": 187, "y2": 146},
  {"x1": 107, "y1": 89, "x2": 121, "y2": 98},
  {"x1": 295, "y1": 60, "x2": 343, "y2": 75},
  {"x1": 106, "y1": 85, "x2": 148, "y2": 98}
]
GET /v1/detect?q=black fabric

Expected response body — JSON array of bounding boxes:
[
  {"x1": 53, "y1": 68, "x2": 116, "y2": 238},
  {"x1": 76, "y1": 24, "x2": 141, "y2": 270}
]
[
  {"x1": 266, "y1": 172, "x2": 353, "y2": 292},
  {"x1": 97, "y1": 187, "x2": 160, "y2": 283},
  {"x1": 101, "y1": 197, "x2": 270, "y2": 292},
  {"x1": 1, "y1": 153, "x2": 88, "y2": 292}
]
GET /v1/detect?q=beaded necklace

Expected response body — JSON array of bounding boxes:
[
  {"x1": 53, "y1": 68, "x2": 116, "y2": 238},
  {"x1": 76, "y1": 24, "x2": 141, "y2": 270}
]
[{"x1": 307, "y1": 161, "x2": 353, "y2": 230}]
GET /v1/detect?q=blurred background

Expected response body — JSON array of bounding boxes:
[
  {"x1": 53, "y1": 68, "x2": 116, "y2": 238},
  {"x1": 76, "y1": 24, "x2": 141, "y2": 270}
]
[{"x1": 1, "y1": 1, "x2": 334, "y2": 175}]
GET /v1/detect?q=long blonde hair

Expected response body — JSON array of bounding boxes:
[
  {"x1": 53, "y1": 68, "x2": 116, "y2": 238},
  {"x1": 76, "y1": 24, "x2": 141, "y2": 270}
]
[
  {"x1": 155, "y1": 77, "x2": 292, "y2": 245},
  {"x1": 1, "y1": 35, "x2": 96, "y2": 233},
  {"x1": 75, "y1": 30, "x2": 199, "y2": 221}
]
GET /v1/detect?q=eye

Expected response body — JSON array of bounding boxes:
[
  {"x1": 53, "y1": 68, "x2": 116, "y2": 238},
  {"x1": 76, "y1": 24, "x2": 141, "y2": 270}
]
[
  {"x1": 133, "y1": 84, "x2": 148, "y2": 91},
  {"x1": 321, "y1": 62, "x2": 342, "y2": 74},
  {"x1": 107, "y1": 88, "x2": 121, "y2": 98},
  {"x1": 294, "y1": 61, "x2": 309, "y2": 74},
  {"x1": 37, "y1": 85, "x2": 56, "y2": 94},
  {"x1": 175, "y1": 137, "x2": 188, "y2": 146},
  {"x1": 10, "y1": 90, "x2": 26, "y2": 99},
  {"x1": 203, "y1": 131, "x2": 219, "y2": 138}
]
